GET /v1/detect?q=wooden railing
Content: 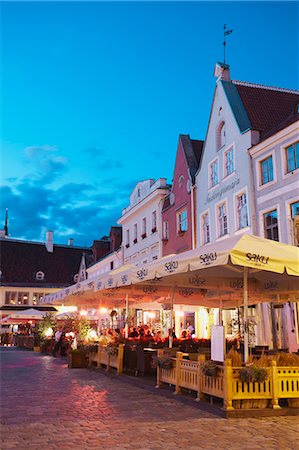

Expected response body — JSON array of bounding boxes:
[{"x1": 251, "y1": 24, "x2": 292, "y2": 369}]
[
  {"x1": 88, "y1": 344, "x2": 124, "y2": 375},
  {"x1": 156, "y1": 354, "x2": 299, "y2": 410}
]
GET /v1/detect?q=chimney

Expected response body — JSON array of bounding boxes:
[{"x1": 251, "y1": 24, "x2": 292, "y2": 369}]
[
  {"x1": 45, "y1": 230, "x2": 53, "y2": 253},
  {"x1": 68, "y1": 238, "x2": 74, "y2": 246},
  {"x1": 214, "y1": 62, "x2": 231, "y2": 82}
]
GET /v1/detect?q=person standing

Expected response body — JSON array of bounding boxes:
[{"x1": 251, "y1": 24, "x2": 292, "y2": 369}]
[{"x1": 52, "y1": 328, "x2": 63, "y2": 357}]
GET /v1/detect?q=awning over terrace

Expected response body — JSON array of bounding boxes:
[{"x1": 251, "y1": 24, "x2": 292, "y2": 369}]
[{"x1": 41, "y1": 234, "x2": 299, "y2": 308}]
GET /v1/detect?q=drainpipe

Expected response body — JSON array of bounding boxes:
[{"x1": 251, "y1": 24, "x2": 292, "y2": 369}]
[{"x1": 249, "y1": 152, "x2": 257, "y2": 235}]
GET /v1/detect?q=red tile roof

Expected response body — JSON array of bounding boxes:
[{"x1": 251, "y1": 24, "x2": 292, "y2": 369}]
[{"x1": 233, "y1": 81, "x2": 299, "y2": 139}]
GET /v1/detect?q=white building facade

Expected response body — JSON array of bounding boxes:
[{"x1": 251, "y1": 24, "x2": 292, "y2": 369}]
[
  {"x1": 196, "y1": 64, "x2": 258, "y2": 248},
  {"x1": 118, "y1": 178, "x2": 170, "y2": 266},
  {"x1": 249, "y1": 118, "x2": 299, "y2": 352}
]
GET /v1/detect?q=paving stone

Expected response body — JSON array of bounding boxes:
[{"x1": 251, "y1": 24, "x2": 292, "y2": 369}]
[{"x1": 1, "y1": 349, "x2": 298, "y2": 449}]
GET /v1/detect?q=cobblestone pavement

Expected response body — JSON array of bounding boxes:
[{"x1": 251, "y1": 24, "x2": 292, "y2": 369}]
[{"x1": 0, "y1": 349, "x2": 298, "y2": 450}]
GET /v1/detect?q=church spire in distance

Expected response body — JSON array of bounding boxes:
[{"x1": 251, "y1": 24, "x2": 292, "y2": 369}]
[{"x1": 4, "y1": 208, "x2": 9, "y2": 237}]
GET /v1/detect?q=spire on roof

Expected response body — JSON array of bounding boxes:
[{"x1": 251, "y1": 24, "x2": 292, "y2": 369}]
[
  {"x1": 4, "y1": 209, "x2": 8, "y2": 238},
  {"x1": 223, "y1": 24, "x2": 233, "y2": 64}
]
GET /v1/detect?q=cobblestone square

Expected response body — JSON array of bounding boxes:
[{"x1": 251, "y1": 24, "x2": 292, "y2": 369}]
[{"x1": 0, "y1": 349, "x2": 298, "y2": 449}]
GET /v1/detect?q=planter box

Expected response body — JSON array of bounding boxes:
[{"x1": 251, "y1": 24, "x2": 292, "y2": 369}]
[{"x1": 68, "y1": 351, "x2": 87, "y2": 368}]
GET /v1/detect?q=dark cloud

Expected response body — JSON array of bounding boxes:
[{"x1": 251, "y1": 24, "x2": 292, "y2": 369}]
[{"x1": 0, "y1": 173, "x2": 131, "y2": 247}]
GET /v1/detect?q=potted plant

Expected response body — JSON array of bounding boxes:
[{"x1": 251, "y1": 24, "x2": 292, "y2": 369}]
[
  {"x1": 68, "y1": 348, "x2": 87, "y2": 368},
  {"x1": 157, "y1": 356, "x2": 173, "y2": 370},
  {"x1": 201, "y1": 360, "x2": 219, "y2": 377}
]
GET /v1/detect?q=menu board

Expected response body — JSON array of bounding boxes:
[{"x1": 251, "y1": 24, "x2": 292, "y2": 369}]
[{"x1": 211, "y1": 325, "x2": 225, "y2": 362}]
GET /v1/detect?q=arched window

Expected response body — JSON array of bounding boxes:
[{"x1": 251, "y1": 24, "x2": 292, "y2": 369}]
[
  {"x1": 73, "y1": 274, "x2": 79, "y2": 282},
  {"x1": 35, "y1": 271, "x2": 45, "y2": 281},
  {"x1": 216, "y1": 121, "x2": 226, "y2": 150}
]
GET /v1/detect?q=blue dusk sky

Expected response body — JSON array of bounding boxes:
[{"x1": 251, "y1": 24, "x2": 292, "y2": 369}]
[{"x1": 1, "y1": 1, "x2": 298, "y2": 246}]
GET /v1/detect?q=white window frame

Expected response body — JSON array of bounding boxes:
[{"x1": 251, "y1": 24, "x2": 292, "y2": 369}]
[
  {"x1": 215, "y1": 199, "x2": 228, "y2": 239},
  {"x1": 152, "y1": 210, "x2": 157, "y2": 231},
  {"x1": 209, "y1": 157, "x2": 219, "y2": 189},
  {"x1": 255, "y1": 150, "x2": 277, "y2": 191},
  {"x1": 259, "y1": 204, "x2": 280, "y2": 242},
  {"x1": 223, "y1": 145, "x2": 235, "y2": 180},
  {"x1": 200, "y1": 209, "x2": 210, "y2": 245},
  {"x1": 233, "y1": 186, "x2": 250, "y2": 232},
  {"x1": 284, "y1": 196, "x2": 299, "y2": 245},
  {"x1": 280, "y1": 136, "x2": 299, "y2": 180},
  {"x1": 177, "y1": 209, "x2": 188, "y2": 234},
  {"x1": 133, "y1": 223, "x2": 138, "y2": 243},
  {"x1": 163, "y1": 221, "x2": 169, "y2": 240},
  {"x1": 286, "y1": 141, "x2": 299, "y2": 174},
  {"x1": 126, "y1": 229, "x2": 130, "y2": 247},
  {"x1": 141, "y1": 217, "x2": 147, "y2": 237}
]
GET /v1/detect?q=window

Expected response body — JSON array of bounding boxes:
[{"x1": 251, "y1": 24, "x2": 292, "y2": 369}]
[
  {"x1": 133, "y1": 224, "x2": 138, "y2": 243},
  {"x1": 110, "y1": 261, "x2": 114, "y2": 270},
  {"x1": 210, "y1": 160, "x2": 219, "y2": 187},
  {"x1": 126, "y1": 229, "x2": 130, "y2": 247},
  {"x1": 224, "y1": 147, "x2": 234, "y2": 177},
  {"x1": 151, "y1": 211, "x2": 157, "y2": 233},
  {"x1": 33, "y1": 292, "x2": 45, "y2": 305},
  {"x1": 141, "y1": 218, "x2": 147, "y2": 238},
  {"x1": 286, "y1": 142, "x2": 299, "y2": 173},
  {"x1": 73, "y1": 274, "x2": 79, "y2": 282},
  {"x1": 291, "y1": 201, "x2": 299, "y2": 218},
  {"x1": 236, "y1": 193, "x2": 248, "y2": 229},
  {"x1": 291, "y1": 201, "x2": 299, "y2": 246},
  {"x1": 163, "y1": 221, "x2": 169, "y2": 240},
  {"x1": 216, "y1": 121, "x2": 226, "y2": 150},
  {"x1": 218, "y1": 203, "x2": 228, "y2": 237},
  {"x1": 261, "y1": 156, "x2": 273, "y2": 185},
  {"x1": 178, "y1": 175, "x2": 184, "y2": 187},
  {"x1": 5, "y1": 291, "x2": 29, "y2": 305},
  {"x1": 264, "y1": 210, "x2": 279, "y2": 241},
  {"x1": 202, "y1": 213, "x2": 210, "y2": 244},
  {"x1": 35, "y1": 271, "x2": 45, "y2": 281},
  {"x1": 178, "y1": 210, "x2": 188, "y2": 233}
]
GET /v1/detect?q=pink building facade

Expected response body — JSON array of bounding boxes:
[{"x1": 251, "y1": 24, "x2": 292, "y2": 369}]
[{"x1": 162, "y1": 135, "x2": 203, "y2": 256}]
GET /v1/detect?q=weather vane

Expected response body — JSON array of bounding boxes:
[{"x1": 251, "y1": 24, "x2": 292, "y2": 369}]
[{"x1": 223, "y1": 24, "x2": 233, "y2": 64}]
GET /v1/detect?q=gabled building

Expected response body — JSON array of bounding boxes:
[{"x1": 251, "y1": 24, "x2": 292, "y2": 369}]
[
  {"x1": 118, "y1": 178, "x2": 170, "y2": 266},
  {"x1": 195, "y1": 62, "x2": 299, "y2": 351},
  {"x1": 196, "y1": 62, "x2": 299, "y2": 246},
  {"x1": 162, "y1": 134, "x2": 203, "y2": 256},
  {"x1": 0, "y1": 231, "x2": 93, "y2": 313}
]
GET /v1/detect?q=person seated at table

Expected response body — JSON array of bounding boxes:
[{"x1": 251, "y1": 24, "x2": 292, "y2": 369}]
[
  {"x1": 180, "y1": 329, "x2": 187, "y2": 339},
  {"x1": 129, "y1": 327, "x2": 139, "y2": 338}
]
